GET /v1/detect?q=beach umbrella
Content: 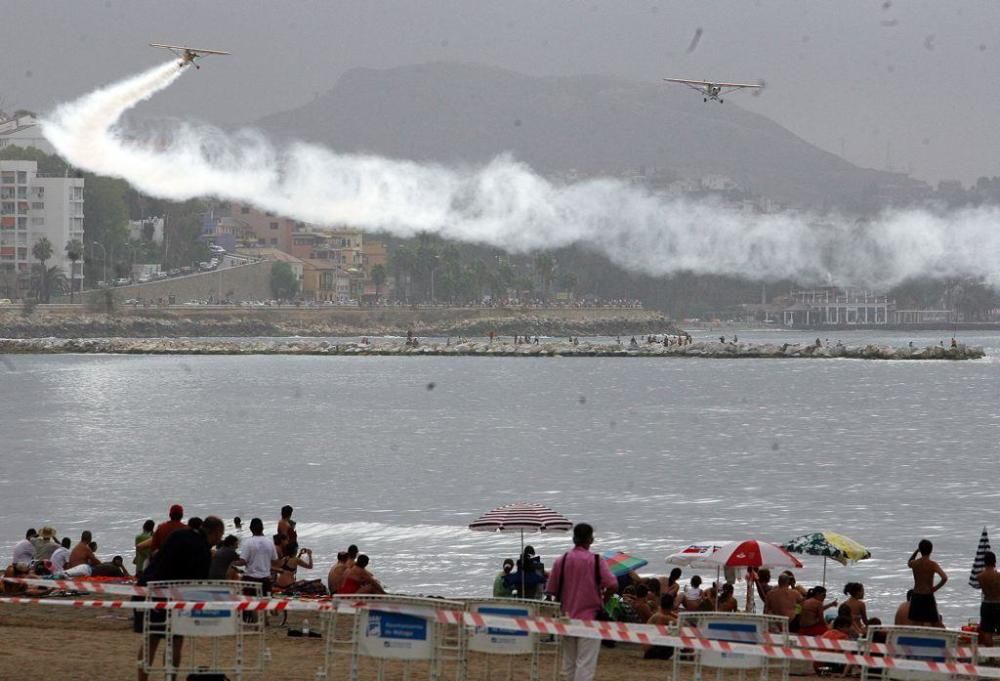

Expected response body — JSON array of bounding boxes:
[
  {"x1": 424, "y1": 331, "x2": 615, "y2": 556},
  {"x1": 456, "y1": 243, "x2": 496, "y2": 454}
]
[
  {"x1": 469, "y1": 502, "x2": 572, "y2": 596},
  {"x1": 782, "y1": 531, "x2": 871, "y2": 587},
  {"x1": 703, "y1": 539, "x2": 803, "y2": 569},
  {"x1": 665, "y1": 541, "x2": 728, "y2": 569},
  {"x1": 603, "y1": 551, "x2": 648, "y2": 578},
  {"x1": 970, "y1": 527, "x2": 992, "y2": 590},
  {"x1": 703, "y1": 540, "x2": 802, "y2": 613}
]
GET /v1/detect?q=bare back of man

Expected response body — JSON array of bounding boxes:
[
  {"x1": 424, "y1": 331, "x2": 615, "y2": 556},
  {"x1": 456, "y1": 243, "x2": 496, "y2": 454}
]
[
  {"x1": 907, "y1": 541, "x2": 947, "y2": 627},
  {"x1": 764, "y1": 586, "x2": 801, "y2": 620},
  {"x1": 978, "y1": 562, "x2": 1000, "y2": 644},
  {"x1": 910, "y1": 557, "x2": 943, "y2": 595}
]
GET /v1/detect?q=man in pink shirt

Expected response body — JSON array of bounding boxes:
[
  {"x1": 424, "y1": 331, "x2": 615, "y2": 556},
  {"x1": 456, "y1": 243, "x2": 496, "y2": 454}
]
[{"x1": 544, "y1": 523, "x2": 617, "y2": 681}]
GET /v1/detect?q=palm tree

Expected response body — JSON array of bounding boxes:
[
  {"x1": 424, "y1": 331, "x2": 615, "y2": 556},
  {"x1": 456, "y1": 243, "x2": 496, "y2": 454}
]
[
  {"x1": 370, "y1": 263, "x2": 387, "y2": 301},
  {"x1": 65, "y1": 238, "x2": 84, "y2": 303},
  {"x1": 534, "y1": 253, "x2": 557, "y2": 302},
  {"x1": 31, "y1": 237, "x2": 54, "y2": 302}
]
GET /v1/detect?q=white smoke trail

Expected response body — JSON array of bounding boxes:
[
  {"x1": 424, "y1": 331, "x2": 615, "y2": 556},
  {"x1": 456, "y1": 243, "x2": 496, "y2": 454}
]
[{"x1": 42, "y1": 61, "x2": 1000, "y2": 286}]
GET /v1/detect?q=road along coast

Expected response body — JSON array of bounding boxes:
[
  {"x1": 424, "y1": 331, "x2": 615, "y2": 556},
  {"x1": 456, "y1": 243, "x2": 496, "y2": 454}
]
[{"x1": 0, "y1": 337, "x2": 985, "y2": 359}]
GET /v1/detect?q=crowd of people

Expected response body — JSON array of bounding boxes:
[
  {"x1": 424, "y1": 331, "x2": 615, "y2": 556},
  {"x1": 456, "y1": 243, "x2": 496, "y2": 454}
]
[{"x1": 5, "y1": 516, "x2": 998, "y2": 681}]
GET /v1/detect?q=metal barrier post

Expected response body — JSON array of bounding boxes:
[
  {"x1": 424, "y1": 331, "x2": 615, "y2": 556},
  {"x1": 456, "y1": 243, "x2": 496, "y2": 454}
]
[
  {"x1": 673, "y1": 611, "x2": 789, "y2": 681},
  {"x1": 860, "y1": 625, "x2": 978, "y2": 681}
]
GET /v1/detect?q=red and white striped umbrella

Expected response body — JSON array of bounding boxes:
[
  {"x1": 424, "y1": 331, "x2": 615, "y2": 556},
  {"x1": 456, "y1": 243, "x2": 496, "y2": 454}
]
[
  {"x1": 468, "y1": 502, "x2": 572, "y2": 532},
  {"x1": 701, "y1": 539, "x2": 803, "y2": 569}
]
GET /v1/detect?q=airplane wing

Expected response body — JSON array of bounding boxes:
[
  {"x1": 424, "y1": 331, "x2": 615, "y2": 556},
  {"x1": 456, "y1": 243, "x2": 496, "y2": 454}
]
[
  {"x1": 663, "y1": 78, "x2": 761, "y2": 89},
  {"x1": 150, "y1": 44, "x2": 230, "y2": 55},
  {"x1": 663, "y1": 78, "x2": 714, "y2": 86}
]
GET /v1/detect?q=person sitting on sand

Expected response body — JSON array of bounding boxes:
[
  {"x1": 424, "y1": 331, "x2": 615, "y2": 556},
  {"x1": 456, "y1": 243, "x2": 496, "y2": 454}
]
[
  {"x1": 630, "y1": 583, "x2": 653, "y2": 622},
  {"x1": 274, "y1": 541, "x2": 313, "y2": 591},
  {"x1": 493, "y1": 558, "x2": 515, "y2": 597},
  {"x1": 813, "y1": 616, "x2": 854, "y2": 675},
  {"x1": 66, "y1": 531, "x2": 101, "y2": 572},
  {"x1": 908, "y1": 539, "x2": 947, "y2": 627},
  {"x1": 798, "y1": 586, "x2": 836, "y2": 635},
  {"x1": 842, "y1": 582, "x2": 869, "y2": 634},
  {"x1": 12, "y1": 528, "x2": 37, "y2": 571},
  {"x1": 209, "y1": 534, "x2": 244, "y2": 581},
  {"x1": 91, "y1": 555, "x2": 130, "y2": 578},
  {"x1": 764, "y1": 573, "x2": 802, "y2": 620},
  {"x1": 643, "y1": 594, "x2": 678, "y2": 660},
  {"x1": 327, "y1": 552, "x2": 350, "y2": 594},
  {"x1": 717, "y1": 583, "x2": 739, "y2": 613},
  {"x1": 49, "y1": 537, "x2": 72, "y2": 575},
  {"x1": 337, "y1": 554, "x2": 385, "y2": 594},
  {"x1": 682, "y1": 575, "x2": 703, "y2": 610},
  {"x1": 31, "y1": 526, "x2": 59, "y2": 561},
  {"x1": 894, "y1": 589, "x2": 913, "y2": 626},
  {"x1": 660, "y1": 568, "x2": 682, "y2": 606}
]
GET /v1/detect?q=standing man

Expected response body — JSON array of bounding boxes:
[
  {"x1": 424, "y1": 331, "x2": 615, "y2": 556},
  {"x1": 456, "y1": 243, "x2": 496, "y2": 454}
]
[
  {"x1": 544, "y1": 523, "x2": 617, "y2": 681},
  {"x1": 979, "y1": 551, "x2": 1000, "y2": 645},
  {"x1": 136, "y1": 515, "x2": 225, "y2": 681},
  {"x1": 242, "y1": 517, "x2": 279, "y2": 596},
  {"x1": 150, "y1": 504, "x2": 187, "y2": 554},
  {"x1": 908, "y1": 539, "x2": 947, "y2": 627}
]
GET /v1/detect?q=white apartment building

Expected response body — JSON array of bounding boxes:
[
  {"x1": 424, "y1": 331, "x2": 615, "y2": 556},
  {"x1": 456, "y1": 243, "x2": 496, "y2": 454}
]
[{"x1": 0, "y1": 160, "x2": 85, "y2": 293}]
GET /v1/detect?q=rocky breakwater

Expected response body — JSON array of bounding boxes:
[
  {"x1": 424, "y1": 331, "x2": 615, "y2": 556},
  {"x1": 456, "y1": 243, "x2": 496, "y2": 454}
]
[{"x1": 0, "y1": 337, "x2": 985, "y2": 359}]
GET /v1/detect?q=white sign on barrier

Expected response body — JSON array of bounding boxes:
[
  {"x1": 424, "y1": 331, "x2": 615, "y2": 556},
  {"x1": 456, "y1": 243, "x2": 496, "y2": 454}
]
[
  {"x1": 701, "y1": 620, "x2": 763, "y2": 669},
  {"x1": 170, "y1": 588, "x2": 239, "y2": 637},
  {"x1": 468, "y1": 604, "x2": 533, "y2": 655},
  {"x1": 358, "y1": 609, "x2": 433, "y2": 660}
]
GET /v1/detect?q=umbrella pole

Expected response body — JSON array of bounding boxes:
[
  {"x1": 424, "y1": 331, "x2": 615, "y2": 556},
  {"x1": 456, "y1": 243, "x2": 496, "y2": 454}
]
[
  {"x1": 521, "y1": 528, "x2": 526, "y2": 599},
  {"x1": 822, "y1": 557, "x2": 827, "y2": 590},
  {"x1": 715, "y1": 566, "x2": 720, "y2": 610}
]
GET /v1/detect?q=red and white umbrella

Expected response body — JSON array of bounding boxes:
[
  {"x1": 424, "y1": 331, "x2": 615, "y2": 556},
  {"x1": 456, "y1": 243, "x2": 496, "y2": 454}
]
[
  {"x1": 468, "y1": 502, "x2": 573, "y2": 532},
  {"x1": 701, "y1": 539, "x2": 803, "y2": 569},
  {"x1": 665, "y1": 541, "x2": 729, "y2": 568}
]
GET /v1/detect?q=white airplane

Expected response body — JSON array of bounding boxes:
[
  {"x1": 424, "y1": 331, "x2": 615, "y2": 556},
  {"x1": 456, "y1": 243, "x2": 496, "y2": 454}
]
[
  {"x1": 663, "y1": 77, "x2": 762, "y2": 103},
  {"x1": 150, "y1": 43, "x2": 230, "y2": 70}
]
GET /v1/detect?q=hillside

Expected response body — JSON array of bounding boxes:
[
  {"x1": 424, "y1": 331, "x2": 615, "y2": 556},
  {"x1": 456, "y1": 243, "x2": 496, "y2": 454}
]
[{"x1": 256, "y1": 62, "x2": 927, "y2": 209}]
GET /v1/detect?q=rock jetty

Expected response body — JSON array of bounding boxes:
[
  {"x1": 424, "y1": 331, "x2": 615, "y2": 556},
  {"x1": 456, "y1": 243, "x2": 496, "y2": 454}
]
[{"x1": 0, "y1": 337, "x2": 985, "y2": 360}]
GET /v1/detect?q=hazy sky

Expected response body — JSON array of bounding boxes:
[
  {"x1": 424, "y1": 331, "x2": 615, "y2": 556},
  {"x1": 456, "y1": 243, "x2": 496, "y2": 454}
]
[{"x1": 3, "y1": 1, "x2": 998, "y2": 184}]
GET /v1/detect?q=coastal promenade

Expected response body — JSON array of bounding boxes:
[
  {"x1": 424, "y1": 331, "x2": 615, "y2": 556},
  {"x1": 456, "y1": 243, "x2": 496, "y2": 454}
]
[{"x1": 0, "y1": 337, "x2": 985, "y2": 359}]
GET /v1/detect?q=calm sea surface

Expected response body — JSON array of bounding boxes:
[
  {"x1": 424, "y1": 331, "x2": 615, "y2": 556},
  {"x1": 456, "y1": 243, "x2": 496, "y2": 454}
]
[{"x1": 2, "y1": 328, "x2": 998, "y2": 624}]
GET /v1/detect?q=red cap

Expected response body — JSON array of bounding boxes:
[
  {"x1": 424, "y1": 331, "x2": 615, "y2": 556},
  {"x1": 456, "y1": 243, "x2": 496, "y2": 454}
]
[{"x1": 169, "y1": 504, "x2": 184, "y2": 519}]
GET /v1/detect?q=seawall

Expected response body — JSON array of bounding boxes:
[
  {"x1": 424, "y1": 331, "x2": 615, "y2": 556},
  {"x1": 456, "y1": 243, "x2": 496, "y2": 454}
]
[{"x1": 0, "y1": 337, "x2": 985, "y2": 360}]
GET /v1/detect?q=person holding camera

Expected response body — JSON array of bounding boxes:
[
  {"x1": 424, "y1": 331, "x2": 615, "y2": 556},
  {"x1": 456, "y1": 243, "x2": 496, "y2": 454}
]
[{"x1": 274, "y1": 541, "x2": 313, "y2": 590}]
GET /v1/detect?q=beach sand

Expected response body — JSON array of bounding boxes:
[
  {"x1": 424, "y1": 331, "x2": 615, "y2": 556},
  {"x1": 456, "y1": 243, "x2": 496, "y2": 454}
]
[{"x1": 0, "y1": 604, "x2": 733, "y2": 681}]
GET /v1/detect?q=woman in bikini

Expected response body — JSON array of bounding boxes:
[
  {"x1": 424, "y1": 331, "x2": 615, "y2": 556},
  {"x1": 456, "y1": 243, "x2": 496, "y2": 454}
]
[
  {"x1": 798, "y1": 586, "x2": 838, "y2": 636},
  {"x1": 274, "y1": 541, "x2": 313, "y2": 591}
]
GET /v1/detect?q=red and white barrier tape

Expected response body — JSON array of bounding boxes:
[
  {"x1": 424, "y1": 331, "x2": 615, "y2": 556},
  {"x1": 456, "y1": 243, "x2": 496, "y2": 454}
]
[{"x1": 0, "y1": 594, "x2": 996, "y2": 677}]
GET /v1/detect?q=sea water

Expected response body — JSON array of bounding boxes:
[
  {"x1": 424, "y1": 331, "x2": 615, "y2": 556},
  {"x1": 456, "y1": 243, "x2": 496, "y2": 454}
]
[{"x1": 1, "y1": 328, "x2": 997, "y2": 624}]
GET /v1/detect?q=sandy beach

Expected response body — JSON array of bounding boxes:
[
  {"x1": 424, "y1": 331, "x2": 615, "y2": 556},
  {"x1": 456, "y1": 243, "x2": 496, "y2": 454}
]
[{"x1": 0, "y1": 602, "x2": 699, "y2": 681}]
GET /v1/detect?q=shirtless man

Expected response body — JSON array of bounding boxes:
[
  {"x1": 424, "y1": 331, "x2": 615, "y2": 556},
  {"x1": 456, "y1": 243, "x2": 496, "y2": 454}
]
[
  {"x1": 66, "y1": 531, "x2": 101, "y2": 571},
  {"x1": 978, "y1": 551, "x2": 1000, "y2": 645},
  {"x1": 908, "y1": 539, "x2": 947, "y2": 627},
  {"x1": 327, "y1": 552, "x2": 350, "y2": 594},
  {"x1": 764, "y1": 573, "x2": 803, "y2": 621}
]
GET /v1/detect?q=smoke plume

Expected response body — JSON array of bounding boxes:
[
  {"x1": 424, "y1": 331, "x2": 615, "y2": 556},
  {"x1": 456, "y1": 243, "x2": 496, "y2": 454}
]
[{"x1": 42, "y1": 61, "x2": 1000, "y2": 286}]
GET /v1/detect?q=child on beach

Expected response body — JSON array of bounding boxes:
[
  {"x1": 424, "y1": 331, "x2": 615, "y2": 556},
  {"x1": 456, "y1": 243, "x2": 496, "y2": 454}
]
[
  {"x1": 643, "y1": 594, "x2": 678, "y2": 660},
  {"x1": 842, "y1": 582, "x2": 869, "y2": 635}
]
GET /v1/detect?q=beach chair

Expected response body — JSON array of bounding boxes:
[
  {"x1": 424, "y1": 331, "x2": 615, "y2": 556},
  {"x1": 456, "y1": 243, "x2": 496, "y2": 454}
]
[
  {"x1": 673, "y1": 612, "x2": 789, "y2": 681},
  {"x1": 860, "y1": 625, "x2": 977, "y2": 681},
  {"x1": 141, "y1": 579, "x2": 267, "y2": 681}
]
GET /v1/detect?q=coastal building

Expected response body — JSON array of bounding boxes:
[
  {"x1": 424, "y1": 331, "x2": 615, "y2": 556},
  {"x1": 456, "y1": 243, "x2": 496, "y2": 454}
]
[
  {"x1": 781, "y1": 287, "x2": 893, "y2": 326},
  {"x1": 225, "y1": 203, "x2": 303, "y2": 253},
  {"x1": 236, "y1": 247, "x2": 304, "y2": 288},
  {"x1": 300, "y1": 258, "x2": 355, "y2": 302},
  {"x1": 0, "y1": 160, "x2": 84, "y2": 296}
]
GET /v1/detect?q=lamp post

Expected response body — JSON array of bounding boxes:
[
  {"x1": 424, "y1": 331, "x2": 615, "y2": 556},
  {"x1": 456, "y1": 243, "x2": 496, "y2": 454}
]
[{"x1": 91, "y1": 241, "x2": 107, "y2": 286}]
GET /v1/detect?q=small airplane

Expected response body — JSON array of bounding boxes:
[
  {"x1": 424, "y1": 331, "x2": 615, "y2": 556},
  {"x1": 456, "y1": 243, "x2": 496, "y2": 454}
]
[
  {"x1": 150, "y1": 43, "x2": 230, "y2": 70},
  {"x1": 662, "y1": 77, "x2": 762, "y2": 103}
]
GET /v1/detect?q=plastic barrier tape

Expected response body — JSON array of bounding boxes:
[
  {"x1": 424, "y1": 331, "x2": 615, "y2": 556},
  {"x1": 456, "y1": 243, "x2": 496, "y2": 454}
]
[{"x1": 0, "y1": 594, "x2": 994, "y2": 677}]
